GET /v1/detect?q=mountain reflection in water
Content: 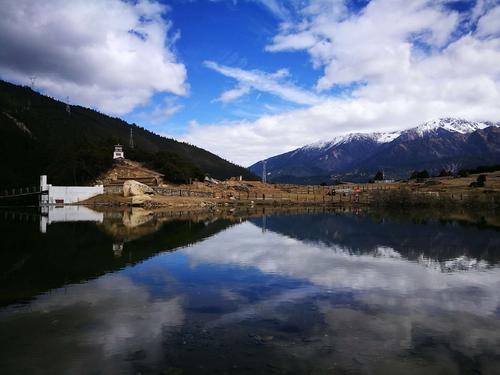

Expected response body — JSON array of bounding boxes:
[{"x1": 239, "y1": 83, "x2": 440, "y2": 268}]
[{"x1": 0, "y1": 207, "x2": 499, "y2": 374}]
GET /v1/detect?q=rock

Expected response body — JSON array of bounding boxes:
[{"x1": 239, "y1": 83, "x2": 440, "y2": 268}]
[
  {"x1": 234, "y1": 185, "x2": 249, "y2": 192},
  {"x1": 123, "y1": 180, "x2": 155, "y2": 197},
  {"x1": 122, "y1": 208, "x2": 153, "y2": 227},
  {"x1": 130, "y1": 194, "x2": 152, "y2": 206}
]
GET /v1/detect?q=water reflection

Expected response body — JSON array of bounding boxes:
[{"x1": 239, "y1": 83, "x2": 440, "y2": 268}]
[
  {"x1": 1, "y1": 274, "x2": 184, "y2": 374},
  {"x1": 249, "y1": 212, "x2": 500, "y2": 267},
  {"x1": 0, "y1": 208, "x2": 499, "y2": 374},
  {"x1": 39, "y1": 205, "x2": 103, "y2": 233},
  {"x1": 0, "y1": 207, "x2": 238, "y2": 306},
  {"x1": 183, "y1": 222, "x2": 500, "y2": 313}
]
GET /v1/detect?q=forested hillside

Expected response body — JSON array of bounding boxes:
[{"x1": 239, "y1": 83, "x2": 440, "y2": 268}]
[{"x1": 0, "y1": 80, "x2": 256, "y2": 190}]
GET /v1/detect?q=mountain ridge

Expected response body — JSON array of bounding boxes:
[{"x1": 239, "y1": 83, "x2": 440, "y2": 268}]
[{"x1": 249, "y1": 118, "x2": 500, "y2": 183}]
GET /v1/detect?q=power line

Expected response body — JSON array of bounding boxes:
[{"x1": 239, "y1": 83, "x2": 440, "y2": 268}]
[{"x1": 262, "y1": 160, "x2": 267, "y2": 183}]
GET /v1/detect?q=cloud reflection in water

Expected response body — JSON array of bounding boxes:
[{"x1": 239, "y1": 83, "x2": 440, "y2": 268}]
[{"x1": 0, "y1": 274, "x2": 184, "y2": 374}]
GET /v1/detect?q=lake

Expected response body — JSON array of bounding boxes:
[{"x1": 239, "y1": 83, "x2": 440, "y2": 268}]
[{"x1": 1, "y1": 206, "x2": 500, "y2": 374}]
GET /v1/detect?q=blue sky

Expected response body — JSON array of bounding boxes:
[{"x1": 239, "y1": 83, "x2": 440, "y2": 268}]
[
  {"x1": 1, "y1": 0, "x2": 500, "y2": 165},
  {"x1": 124, "y1": 0, "x2": 322, "y2": 134}
]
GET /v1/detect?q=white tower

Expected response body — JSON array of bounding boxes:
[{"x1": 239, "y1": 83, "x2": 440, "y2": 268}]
[{"x1": 113, "y1": 144, "x2": 124, "y2": 160}]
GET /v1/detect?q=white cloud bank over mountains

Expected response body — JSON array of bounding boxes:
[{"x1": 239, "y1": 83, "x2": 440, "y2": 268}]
[
  {"x1": 0, "y1": 0, "x2": 187, "y2": 115},
  {"x1": 183, "y1": 0, "x2": 500, "y2": 165}
]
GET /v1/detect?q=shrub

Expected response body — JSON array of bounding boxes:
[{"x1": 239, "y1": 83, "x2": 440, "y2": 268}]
[
  {"x1": 438, "y1": 169, "x2": 452, "y2": 177},
  {"x1": 477, "y1": 174, "x2": 486, "y2": 187},
  {"x1": 410, "y1": 170, "x2": 430, "y2": 180},
  {"x1": 374, "y1": 170, "x2": 384, "y2": 181}
]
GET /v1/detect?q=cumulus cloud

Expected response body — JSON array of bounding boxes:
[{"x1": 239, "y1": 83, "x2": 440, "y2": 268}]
[
  {"x1": 476, "y1": 5, "x2": 500, "y2": 37},
  {"x1": 182, "y1": 0, "x2": 500, "y2": 165},
  {"x1": 1, "y1": 274, "x2": 184, "y2": 373},
  {"x1": 0, "y1": 0, "x2": 187, "y2": 115},
  {"x1": 204, "y1": 61, "x2": 322, "y2": 105}
]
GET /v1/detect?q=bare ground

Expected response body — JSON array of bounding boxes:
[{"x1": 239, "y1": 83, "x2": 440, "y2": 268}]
[{"x1": 82, "y1": 171, "x2": 500, "y2": 209}]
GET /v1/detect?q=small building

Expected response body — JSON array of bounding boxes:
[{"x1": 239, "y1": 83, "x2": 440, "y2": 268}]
[
  {"x1": 39, "y1": 175, "x2": 104, "y2": 205},
  {"x1": 113, "y1": 144, "x2": 124, "y2": 160}
]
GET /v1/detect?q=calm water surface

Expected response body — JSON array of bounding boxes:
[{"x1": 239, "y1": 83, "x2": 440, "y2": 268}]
[{"x1": 1, "y1": 207, "x2": 500, "y2": 374}]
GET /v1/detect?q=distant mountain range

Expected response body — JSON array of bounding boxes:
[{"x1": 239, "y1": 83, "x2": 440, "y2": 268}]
[
  {"x1": 249, "y1": 118, "x2": 500, "y2": 183},
  {"x1": 0, "y1": 80, "x2": 257, "y2": 189}
]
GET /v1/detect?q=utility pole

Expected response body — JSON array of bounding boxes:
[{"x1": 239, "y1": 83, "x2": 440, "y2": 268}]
[
  {"x1": 262, "y1": 160, "x2": 267, "y2": 184},
  {"x1": 129, "y1": 128, "x2": 134, "y2": 149},
  {"x1": 65, "y1": 96, "x2": 71, "y2": 115}
]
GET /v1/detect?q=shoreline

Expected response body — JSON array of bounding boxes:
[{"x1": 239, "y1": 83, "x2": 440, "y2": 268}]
[
  {"x1": 82, "y1": 188, "x2": 500, "y2": 210},
  {"x1": 82, "y1": 170, "x2": 500, "y2": 210}
]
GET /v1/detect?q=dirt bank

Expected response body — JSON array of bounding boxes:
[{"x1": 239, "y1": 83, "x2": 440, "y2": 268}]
[{"x1": 82, "y1": 171, "x2": 500, "y2": 209}]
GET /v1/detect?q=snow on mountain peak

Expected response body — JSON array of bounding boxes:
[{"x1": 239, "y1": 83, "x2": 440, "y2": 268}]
[
  {"x1": 373, "y1": 131, "x2": 401, "y2": 143},
  {"x1": 412, "y1": 118, "x2": 490, "y2": 136},
  {"x1": 304, "y1": 131, "x2": 400, "y2": 151},
  {"x1": 301, "y1": 118, "x2": 495, "y2": 152}
]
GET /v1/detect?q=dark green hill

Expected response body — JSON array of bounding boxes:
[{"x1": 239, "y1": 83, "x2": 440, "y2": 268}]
[{"x1": 0, "y1": 80, "x2": 257, "y2": 190}]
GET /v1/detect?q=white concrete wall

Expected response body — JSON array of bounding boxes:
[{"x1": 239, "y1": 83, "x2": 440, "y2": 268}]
[
  {"x1": 46, "y1": 185, "x2": 104, "y2": 204},
  {"x1": 40, "y1": 175, "x2": 48, "y2": 191}
]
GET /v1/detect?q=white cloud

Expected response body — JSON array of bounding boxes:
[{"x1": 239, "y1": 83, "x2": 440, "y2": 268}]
[
  {"x1": 136, "y1": 97, "x2": 184, "y2": 125},
  {"x1": 204, "y1": 60, "x2": 322, "y2": 105},
  {"x1": 267, "y1": 0, "x2": 462, "y2": 90},
  {"x1": 182, "y1": 0, "x2": 500, "y2": 165},
  {"x1": 476, "y1": 5, "x2": 500, "y2": 37},
  {"x1": 251, "y1": 0, "x2": 292, "y2": 20},
  {"x1": 217, "y1": 85, "x2": 252, "y2": 103},
  {"x1": 0, "y1": 0, "x2": 187, "y2": 115}
]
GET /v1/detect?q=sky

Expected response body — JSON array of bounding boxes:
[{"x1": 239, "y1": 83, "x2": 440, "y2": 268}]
[{"x1": 1, "y1": 0, "x2": 500, "y2": 166}]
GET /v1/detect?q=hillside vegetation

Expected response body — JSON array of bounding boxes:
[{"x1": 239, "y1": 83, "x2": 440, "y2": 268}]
[{"x1": 0, "y1": 80, "x2": 256, "y2": 190}]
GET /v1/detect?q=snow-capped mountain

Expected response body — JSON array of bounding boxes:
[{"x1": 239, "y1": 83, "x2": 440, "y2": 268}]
[
  {"x1": 304, "y1": 130, "x2": 401, "y2": 151},
  {"x1": 411, "y1": 118, "x2": 490, "y2": 135},
  {"x1": 305, "y1": 118, "x2": 490, "y2": 151},
  {"x1": 248, "y1": 118, "x2": 500, "y2": 183}
]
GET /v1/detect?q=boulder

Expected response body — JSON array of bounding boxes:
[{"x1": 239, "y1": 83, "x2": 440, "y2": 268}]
[
  {"x1": 122, "y1": 208, "x2": 154, "y2": 227},
  {"x1": 123, "y1": 180, "x2": 154, "y2": 197},
  {"x1": 130, "y1": 194, "x2": 152, "y2": 206}
]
